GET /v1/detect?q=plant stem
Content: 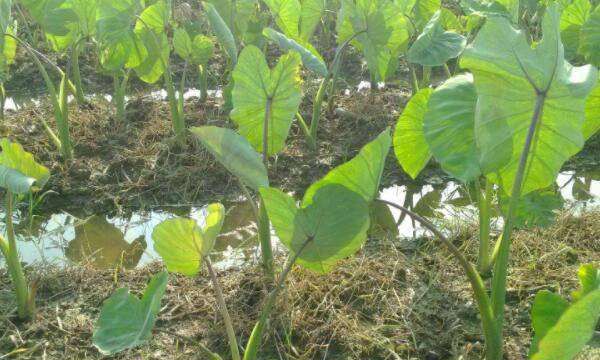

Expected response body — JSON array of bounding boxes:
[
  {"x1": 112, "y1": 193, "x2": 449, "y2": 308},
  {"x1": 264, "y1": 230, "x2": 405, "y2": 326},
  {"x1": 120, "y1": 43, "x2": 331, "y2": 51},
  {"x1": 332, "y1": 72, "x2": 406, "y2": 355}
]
[
  {"x1": 0, "y1": 82, "x2": 5, "y2": 122},
  {"x1": 295, "y1": 112, "x2": 316, "y2": 150},
  {"x1": 259, "y1": 97, "x2": 274, "y2": 279},
  {"x1": 57, "y1": 74, "x2": 73, "y2": 160},
  {"x1": 164, "y1": 69, "x2": 185, "y2": 139},
  {"x1": 377, "y1": 198, "x2": 500, "y2": 358},
  {"x1": 199, "y1": 64, "x2": 208, "y2": 103},
  {"x1": 308, "y1": 77, "x2": 328, "y2": 149},
  {"x1": 489, "y1": 93, "x2": 546, "y2": 359},
  {"x1": 409, "y1": 64, "x2": 419, "y2": 95},
  {"x1": 71, "y1": 39, "x2": 86, "y2": 104},
  {"x1": 443, "y1": 63, "x2": 452, "y2": 78},
  {"x1": 476, "y1": 179, "x2": 492, "y2": 273},
  {"x1": 262, "y1": 97, "x2": 272, "y2": 164},
  {"x1": 243, "y1": 237, "x2": 312, "y2": 360},
  {"x1": 4, "y1": 193, "x2": 32, "y2": 320},
  {"x1": 421, "y1": 66, "x2": 431, "y2": 88},
  {"x1": 204, "y1": 257, "x2": 241, "y2": 360},
  {"x1": 113, "y1": 72, "x2": 128, "y2": 121}
]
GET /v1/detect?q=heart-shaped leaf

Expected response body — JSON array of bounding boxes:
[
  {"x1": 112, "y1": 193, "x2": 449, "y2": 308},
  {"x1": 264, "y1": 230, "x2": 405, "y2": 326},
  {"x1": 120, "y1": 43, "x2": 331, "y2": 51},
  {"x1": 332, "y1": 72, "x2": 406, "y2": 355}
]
[
  {"x1": 191, "y1": 126, "x2": 269, "y2": 191},
  {"x1": 93, "y1": 271, "x2": 168, "y2": 355},
  {"x1": 0, "y1": 139, "x2": 50, "y2": 194},
  {"x1": 407, "y1": 10, "x2": 466, "y2": 66},
  {"x1": 230, "y1": 45, "x2": 302, "y2": 156},
  {"x1": 460, "y1": 4, "x2": 598, "y2": 195},
  {"x1": 152, "y1": 203, "x2": 225, "y2": 276},
  {"x1": 394, "y1": 88, "x2": 433, "y2": 179},
  {"x1": 260, "y1": 184, "x2": 370, "y2": 273}
]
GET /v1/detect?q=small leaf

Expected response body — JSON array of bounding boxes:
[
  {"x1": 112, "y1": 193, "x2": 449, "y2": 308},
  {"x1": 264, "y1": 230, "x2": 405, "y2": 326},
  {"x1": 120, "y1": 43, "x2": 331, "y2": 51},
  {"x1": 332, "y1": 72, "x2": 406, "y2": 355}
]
[
  {"x1": 93, "y1": 271, "x2": 168, "y2": 355},
  {"x1": 191, "y1": 126, "x2": 269, "y2": 191},
  {"x1": 173, "y1": 27, "x2": 193, "y2": 60},
  {"x1": 499, "y1": 188, "x2": 563, "y2": 229},
  {"x1": 263, "y1": 27, "x2": 328, "y2": 77},
  {"x1": 264, "y1": 0, "x2": 301, "y2": 38},
  {"x1": 305, "y1": 129, "x2": 392, "y2": 203},
  {"x1": 572, "y1": 264, "x2": 600, "y2": 301},
  {"x1": 0, "y1": 139, "x2": 50, "y2": 194},
  {"x1": 191, "y1": 35, "x2": 214, "y2": 65},
  {"x1": 407, "y1": 10, "x2": 466, "y2": 66},
  {"x1": 152, "y1": 204, "x2": 225, "y2": 276},
  {"x1": 260, "y1": 184, "x2": 370, "y2": 273},
  {"x1": 203, "y1": 1, "x2": 238, "y2": 64},
  {"x1": 394, "y1": 88, "x2": 433, "y2": 179},
  {"x1": 369, "y1": 201, "x2": 399, "y2": 238}
]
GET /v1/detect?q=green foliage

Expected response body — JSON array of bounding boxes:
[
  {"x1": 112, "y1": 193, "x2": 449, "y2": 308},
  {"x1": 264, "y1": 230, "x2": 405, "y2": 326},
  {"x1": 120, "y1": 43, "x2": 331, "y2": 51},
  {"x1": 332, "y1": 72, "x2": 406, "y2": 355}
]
[
  {"x1": 584, "y1": 79, "x2": 600, "y2": 139},
  {"x1": 0, "y1": 22, "x2": 16, "y2": 82},
  {"x1": 530, "y1": 264, "x2": 600, "y2": 360},
  {"x1": 413, "y1": 0, "x2": 441, "y2": 29},
  {"x1": 0, "y1": 138, "x2": 50, "y2": 194},
  {"x1": 173, "y1": 28, "x2": 215, "y2": 66},
  {"x1": 191, "y1": 126, "x2": 269, "y2": 191},
  {"x1": 336, "y1": 0, "x2": 411, "y2": 81},
  {"x1": 230, "y1": 46, "x2": 302, "y2": 156},
  {"x1": 133, "y1": 0, "x2": 170, "y2": 83},
  {"x1": 560, "y1": 0, "x2": 591, "y2": 60},
  {"x1": 262, "y1": 28, "x2": 327, "y2": 77},
  {"x1": 407, "y1": 10, "x2": 466, "y2": 66},
  {"x1": 93, "y1": 271, "x2": 169, "y2": 355},
  {"x1": 394, "y1": 88, "x2": 433, "y2": 179},
  {"x1": 152, "y1": 204, "x2": 225, "y2": 276},
  {"x1": 423, "y1": 74, "x2": 480, "y2": 182},
  {"x1": 203, "y1": 1, "x2": 238, "y2": 64},
  {"x1": 499, "y1": 188, "x2": 563, "y2": 229},
  {"x1": 580, "y1": 5, "x2": 600, "y2": 66},
  {"x1": 263, "y1": 0, "x2": 325, "y2": 41},
  {"x1": 460, "y1": 4, "x2": 599, "y2": 195},
  {"x1": 304, "y1": 129, "x2": 392, "y2": 203},
  {"x1": 260, "y1": 184, "x2": 370, "y2": 273}
]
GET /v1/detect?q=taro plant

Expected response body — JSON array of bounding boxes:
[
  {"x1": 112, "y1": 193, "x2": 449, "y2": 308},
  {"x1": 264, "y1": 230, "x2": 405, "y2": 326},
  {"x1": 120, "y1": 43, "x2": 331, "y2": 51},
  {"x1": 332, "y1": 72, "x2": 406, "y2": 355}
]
[
  {"x1": 560, "y1": 0, "x2": 600, "y2": 66},
  {"x1": 172, "y1": 27, "x2": 214, "y2": 103},
  {"x1": 392, "y1": 4, "x2": 599, "y2": 359},
  {"x1": 0, "y1": 138, "x2": 50, "y2": 320},
  {"x1": 529, "y1": 264, "x2": 600, "y2": 360},
  {"x1": 92, "y1": 271, "x2": 169, "y2": 355}
]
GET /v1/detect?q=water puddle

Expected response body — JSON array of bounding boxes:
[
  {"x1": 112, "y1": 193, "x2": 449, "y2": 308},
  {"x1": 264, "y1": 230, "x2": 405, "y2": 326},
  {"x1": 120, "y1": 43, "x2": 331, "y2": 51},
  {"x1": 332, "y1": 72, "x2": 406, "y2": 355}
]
[{"x1": 1, "y1": 171, "x2": 598, "y2": 271}]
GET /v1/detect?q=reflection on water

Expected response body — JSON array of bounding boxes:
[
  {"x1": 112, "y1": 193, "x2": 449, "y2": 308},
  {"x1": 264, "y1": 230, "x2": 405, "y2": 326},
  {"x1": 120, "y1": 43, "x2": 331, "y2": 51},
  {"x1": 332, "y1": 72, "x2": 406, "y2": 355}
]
[{"x1": 1, "y1": 170, "x2": 598, "y2": 271}]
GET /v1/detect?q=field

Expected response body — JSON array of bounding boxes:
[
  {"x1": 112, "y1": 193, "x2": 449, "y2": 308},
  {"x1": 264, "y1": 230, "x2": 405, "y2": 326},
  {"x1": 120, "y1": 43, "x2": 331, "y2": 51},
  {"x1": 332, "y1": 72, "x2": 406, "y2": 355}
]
[{"x1": 0, "y1": 0, "x2": 599, "y2": 359}]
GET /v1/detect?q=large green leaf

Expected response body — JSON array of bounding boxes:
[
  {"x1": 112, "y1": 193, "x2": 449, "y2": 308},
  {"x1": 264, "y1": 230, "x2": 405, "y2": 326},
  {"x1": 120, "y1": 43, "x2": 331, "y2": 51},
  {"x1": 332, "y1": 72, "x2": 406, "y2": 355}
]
[
  {"x1": 584, "y1": 80, "x2": 600, "y2": 140},
  {"x1": 304, "y1": 129, "x2": 392, "y2": 203},
  {"x1": 19, "y1": 0, "x2": 78, "y2": 50},
  {"x1": 560, "y1": 0, "x2": 591, "y2": 60},
  {"x1": 260, "y1": 184, "x2": 370, "y2": 273},
  {"x1": 413, "y1": 0, "x2": 441, "y2": 30},
  {"x1": 460, "y1": 4, "x2": 598, "y2": 195},
  {"x1": 92, "y1": 271, "x2": 168, "y2": 355},
  {"x1": 264, "y1": 0, "x2": 301, "y2": 38},
  {"x1": 152, "y1": 204, "x2": 225, "y2": 276},
  {"x1": 423, "y1": 74, "x2": 480, "y2": 182},
  {"x1": 173, "y1": 27, "x2": 193, "y2": 60},
  {"x1": 580, "y1": 5, "x2": 600, "y2": 67},
  {"x1": 132, "y1": 0, "x2": 170, "y2": 83},
  {"x1": 337, "y1": 0, "x2": 411, "y2": 81},
  {"x1": 263, "y1": 28, "x2": 328, "y2": 77},
  {"x1": 0, "y1": 139, "x2": 50, "y2": 194},
  {"x1": 394, "y1": 88, "x2": 433, "y2": 179},
  {"x1": 203, "y1": 1, "x2": 238, "y2": 64},
  {"x1": 230, "y1": 46, "x2": 302, "y2": 156},
  {"x1": 190, "y1": 126, "x2": 269, "y2": 191},
  {"x1": 407, "y1": 10, "x2": 466, "y2": 66},
  {"x1": 299, "y1": 0, "x2": 325, "y2": 40}
]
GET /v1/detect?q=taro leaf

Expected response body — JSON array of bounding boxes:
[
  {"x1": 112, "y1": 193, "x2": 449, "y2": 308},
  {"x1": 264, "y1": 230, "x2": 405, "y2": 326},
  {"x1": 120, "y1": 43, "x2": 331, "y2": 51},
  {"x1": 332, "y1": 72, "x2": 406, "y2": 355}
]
[
  {"x1": 260, "y1": 184, "x2": 370, "y2": 273},
  {"x1": 191, "y1": 35, "x2": 214, "y2": 66},
  {"x1": 262, "y1": 28, "x2": 328, "y2": 77},
  {"x1": 572, "y1": 177, "x2": 592, "y2": 201},
  {"x1": 530, "y1": 290, "x2": 570, "y2": 356},
  {"x1": 584, "y1": 80, "x2": 600, "y2": 140},
  {"x1": 173, "y1": 27, "x2": 193, "y2": 60},
  {"x1": 0, "y1": 139, "x2": 50, "y2": 194},
  {"x1": 531, "y1": 289, "x2": 600, "y2": 360},
  {"x1": 572, "y1": 264, "x2": 600, "y2": 301},
  {"x1": 413, "y1": 0, "x2": 441, "y2": 30},
  {"x1": 413, "y1": 189, "x2": 442, "y2": 217},
  {"x1": 423, "y1": 74, "x2": 480, "y2": 182},
  {"x1": 460, "y1": 4, "x2": 599, "y2": 196},
  {"x1": 407, "y1": 11, "x2": 466, "y2": 66},
  {"x1": 190, "y1": 126, "x2": 269, "y2": 191},
  {"x1": 559, "y1": 0, "x2": 591, "y2": 60},
  {"x1": 460, "y1": 0, "x2": 512, "y2": 19},
  {"x1": 440, "y1": 8, "x2": 462, "y2": 32},
  {"x1": 337, "y1": 0, "x2": 411, "y2": 82},
  {"x1": 499, "y1": 188, "x2": 563, "y2": 229},
  {"x1": 133, "y1": 0, "x2": 170, "y2": 83},
  {"x1": 580, "y1": 6, "x2": 600, "y2": 67},
  {"x1": 0, "y1": 0, "x2": 11, "y2": 33},
  {"x1": 264, "y1": 0, "x2": 301, "y2": 38},
  {"x1": 299, "y1": 0, "x2": 325, "y2": 40},
  {"x1": 203, "y1": 1, "x2": 238, "y2": 64},
  {"x1": 92, "y1": 271, "x2": 168, "y2": 355},
  {"x1": 394, "y1": 88, "x2": 433, "y2": 179},
  {"x1": 152, "y1": 204, "x2": 225, "y2": 276},
  {"x1": 230, "y1": 46, "x2": 302, "y2": 156},
  {"x1": 304, "y1": 129, "x2": 392, "y2": 204},
  {"x1": 19, "y1": 0, "x2": 79, "y2": 50},
  {"x1": 0, "y1": 24, "x2": 16, "y2": 82},
  {"x1": 369, "y1": 201, "x2": 399, "y2": 238}
]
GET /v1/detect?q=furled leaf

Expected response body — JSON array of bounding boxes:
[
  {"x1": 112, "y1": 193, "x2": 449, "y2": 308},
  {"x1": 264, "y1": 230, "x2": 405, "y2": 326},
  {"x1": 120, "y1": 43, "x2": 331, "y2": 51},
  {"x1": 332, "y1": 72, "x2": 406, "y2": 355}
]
[
  {"x1": 460, "y1": 4, "x2": 598, "y2": 195},
  {"x1": 0, "y1": 139, "x2": 50, "y2": 194},
  {"x1": 423, "y1": 74, "x2": 480, "y2": 182},
  {"x1": 304, "y1": 129, "x2": 392, "y2": 203},
  {"x1": 407, "y1": 10, "x2": 466, "y2": 66},
  {"x1": 560, "y1": 0, "x2": 591, "y2": 60},
  {"x1": 394, "y1": 88, "x2": 433, "y2": 179},
  {"x1": 584, "y1": 80, "x2": 600, "y2": 140},
  {"x1": 580, "y1": 5, "x2": 600, "y2": 67},
  {"x1": 572, "y1": 264, "x2": 600, "y2": 301},
  {"x1": 532, "y1": 289, "x2": 600, "y2": 360},
  {"x1": 263, "y1": 28, "x2": 328, "y2": 77},
  {"x1": 203, "y1": 1, "x2": 238, "y2": 64},
  {"x1": 173, "y1": 27, "x2": 193, "y2": 60},
  {"x1": 499, "y1": 188, "x2": 563, "y2": 229},
  {"x1": 93, "y1": 271, "x2": 168, "y2": 355},
  {"x1": 152, "y1": 204, "x2": 225, "y2": 276},
  {"x1": 230, "y1": 46, "x2": 302, "y2": 156},
  {"x1": 260, "y1": 184, "x2": 370, "y2": 273},
  {"x1": 191, "y1": 126, "x2": 269, "y2": 191}
]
